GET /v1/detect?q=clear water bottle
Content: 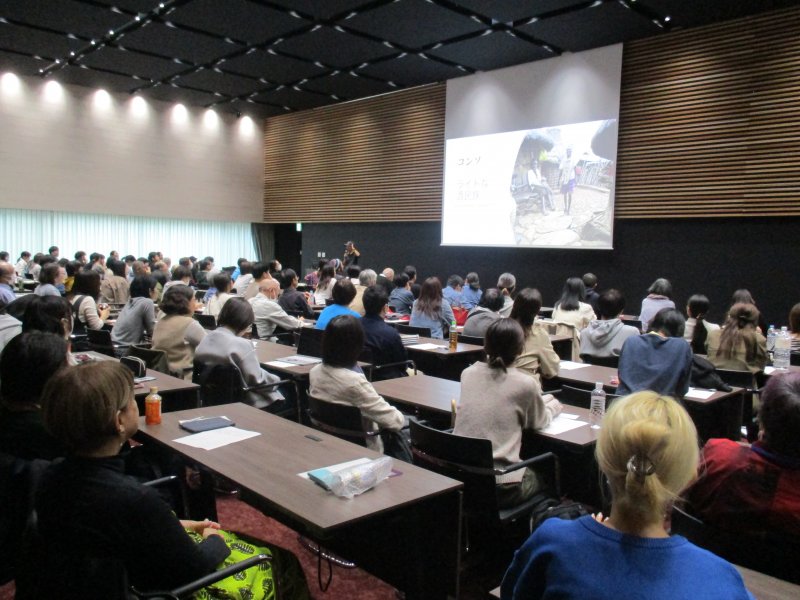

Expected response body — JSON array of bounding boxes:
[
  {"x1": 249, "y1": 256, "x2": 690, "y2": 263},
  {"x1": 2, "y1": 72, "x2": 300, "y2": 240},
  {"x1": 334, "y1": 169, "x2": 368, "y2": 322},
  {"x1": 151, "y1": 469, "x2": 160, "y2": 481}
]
[
  {"x1": 774, "y1": 326, "x2": 791, "y2": 370},
  {"x1": 766, "y1": 325, "x2": 777, "y2": 353},
  {"x1": 590, "y1": 382, "x2": 606, "y2": 429}
]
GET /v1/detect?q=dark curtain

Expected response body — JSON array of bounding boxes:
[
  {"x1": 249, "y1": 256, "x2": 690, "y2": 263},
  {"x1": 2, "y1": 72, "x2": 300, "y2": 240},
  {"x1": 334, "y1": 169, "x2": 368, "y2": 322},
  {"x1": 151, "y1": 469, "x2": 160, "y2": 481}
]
[{"x1": 250, "y1": 223, "x2": 275, "y2": 263}]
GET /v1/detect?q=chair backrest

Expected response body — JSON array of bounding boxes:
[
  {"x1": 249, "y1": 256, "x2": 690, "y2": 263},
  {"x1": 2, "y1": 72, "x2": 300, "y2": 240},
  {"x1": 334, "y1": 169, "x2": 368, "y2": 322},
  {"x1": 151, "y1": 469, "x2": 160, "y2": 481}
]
[
  {"x1": 457, "y1": 333, "x2": 484, "y2": 346},
  {"x1": 715, "y1": 368, "x2": 757, "y2": 390},
  {"x1": 306, "y1": 395, "x2": 374, "y2": 447},
  {"x1": 87, "y1": 329, "x2": 116, "y2": 357},
  {"x1": 542, "y1": 321, "x2": 581, "y2": 361},
  {"x1": 556, "y1": 384, "x2": 617, "y2": 410},
  {"x1": 192, "y1": 361, "x2": 245, "y2": 406},
  {"x1": 621, "y1": 317, "x2": 642, "y2": 332},
  {"x1": 580, "y1": 353, "x2": 620, "y2": 368},
  {"x1": 409, "y1": 420, "x2": 500, "y2": 521},
  {"x1": 297, "y1": 327, "x2": 325, "y2": 358},
  {"x1": 397, "y1": 324, "x2": 432, "y2": 337},
  {"x1": 127, "y1": 344, "x2": 170, "y2": 375},
  {"x1": 194, "y1": 314, "x2": 217, "y2": 330},
  {"x1": 671, "y1": 505, "x2": 800, "y2": 583},
  {"x1": 791, "y1": 351, "x2": 800, "y2": 366}
]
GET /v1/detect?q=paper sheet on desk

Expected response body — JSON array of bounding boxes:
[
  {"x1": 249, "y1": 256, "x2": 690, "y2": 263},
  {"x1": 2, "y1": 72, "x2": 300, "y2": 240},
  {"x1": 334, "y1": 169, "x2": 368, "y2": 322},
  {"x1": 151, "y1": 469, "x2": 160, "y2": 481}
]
[
  {"x1": 407, "y1": 343, "x2": 441, "y2": 350},
  {"x1": 541, "y1": 415, "x2": 589, "y2": 435},
  {"x1": 264, "y1": 360, "x2": 298, "y2": 369},
  {"x1": 559, "y1": 361, "x2": 591, "y2": 370},
  {"x1": 684, "y1": 387, "x2": 716, "y2": 400},
  {"x1": 764, "y1": 366, "x2": 776, "y2": 375},
  {"x1": 175, "y1": 427, "x2": 260, "y2": 450}
]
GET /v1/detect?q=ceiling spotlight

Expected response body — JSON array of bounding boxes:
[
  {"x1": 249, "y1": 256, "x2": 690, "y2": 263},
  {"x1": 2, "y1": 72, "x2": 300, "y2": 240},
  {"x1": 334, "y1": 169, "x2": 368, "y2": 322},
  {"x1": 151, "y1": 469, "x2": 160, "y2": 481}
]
[
  {"x1": 44, "y1": 80, "x2": 64, "y2": 102},
  {"x1": 159, "y1": 3, "x2": 165, "y2": 8},
  {"x1": 664, "y1": 15, "x2": 671, "y2": 22},
  {"x1": 108, "y1": 29, "x2": 114, "y2": 35},
  {"x1": 135, "y1": 15, "x2": 141, "y2": 21},
  {"x1": 172, "y1": 103, "x2": 188, "y2": 124},
  {"x1": 69, "y1": 51, "x2": 76, "y2": 57},
  {"x1": 93, "y1": 88, "x2": 112, "y2": 110},
  {"x1": 90, "y1": 40, "x2": 97, "y2": 45},
  {"x1": 239, "y1": 115, "x2": 255, "y2": 136},
  {"x1": 203, "y1": 108, "x2": 219, "y2": 128},
  {"x1": 130, "y1": 95, "x2": 148, "y2": 117}
]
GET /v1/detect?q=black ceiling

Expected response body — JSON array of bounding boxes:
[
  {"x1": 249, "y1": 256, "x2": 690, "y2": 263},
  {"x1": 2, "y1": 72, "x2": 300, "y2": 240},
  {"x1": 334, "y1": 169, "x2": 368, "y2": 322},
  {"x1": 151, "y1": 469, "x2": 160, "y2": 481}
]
[{"x1": 0, "y1": 0, "x2": 794, "y2": 119}]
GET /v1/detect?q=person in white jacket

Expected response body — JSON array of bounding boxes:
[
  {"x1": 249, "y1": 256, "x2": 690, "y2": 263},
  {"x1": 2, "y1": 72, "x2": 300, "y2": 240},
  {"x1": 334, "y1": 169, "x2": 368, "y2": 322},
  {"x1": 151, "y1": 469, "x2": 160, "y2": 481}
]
[
  {"x1": 249, "y1": 279, "x2": 301, "y2": 341},
  {"x1": 552, "y1": 276, "x2": 596, "y2": 331}
]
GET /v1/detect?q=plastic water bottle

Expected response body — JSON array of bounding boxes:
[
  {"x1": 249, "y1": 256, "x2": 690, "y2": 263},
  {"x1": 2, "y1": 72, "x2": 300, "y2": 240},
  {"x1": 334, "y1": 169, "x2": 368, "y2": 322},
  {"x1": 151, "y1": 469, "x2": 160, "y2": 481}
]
[
  {"x1": 329, "y1": 456, "x2": 393, "y2": 499},
  {"x1": 448, "y1": 319, "x2": 458, "y2": 351},
  {"x1": 590, "y1": 382, "x2": 606, "y2": 429},
  {"x1": 774, "y1": 326, "x2": 791, "y2": 370},
  {"x1": 766, "y1": 325, "x2": 777, "y2": 354}
]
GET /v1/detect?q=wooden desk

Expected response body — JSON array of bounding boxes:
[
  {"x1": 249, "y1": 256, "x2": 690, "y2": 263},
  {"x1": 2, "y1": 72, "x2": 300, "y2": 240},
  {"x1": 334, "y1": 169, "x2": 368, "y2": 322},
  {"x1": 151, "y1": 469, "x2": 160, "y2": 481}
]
[
  {"x1": 555, "y1": 362, "x2": 745, "y2": 442},
  {"x1": 372, "y1": 374, "x2": 601, "y2": 505},
  {"x1": 137, "y1": 403, "x2": 463, "y2": 599},
  {"x1": 405, "y1": 337, "x2": 484, "y2": 381},
  {"x1": 252, "y1": 339, "x2": 315, "y2": 377},
  {"x1": 80, "y1": 351, "x2": 199, "y2": 411}
]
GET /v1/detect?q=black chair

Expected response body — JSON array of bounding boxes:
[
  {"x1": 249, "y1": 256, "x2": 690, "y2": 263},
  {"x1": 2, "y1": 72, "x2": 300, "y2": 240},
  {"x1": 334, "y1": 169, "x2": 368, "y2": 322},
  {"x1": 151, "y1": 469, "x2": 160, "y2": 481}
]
[
  {"x1": 580, "y1": 353, "x2": 620, "y2": 368},
  {"x1": 359, "y1": 347, "x2": 417, "y2": 382},
  {"x1": 671, "y1": 505, "x2": 800, "y2": 584},
  {"x1": 457, "y1": 333, "x2": 484, "y2": 346},
  {"x1": 194, "y1": 314, "x2": 216, "y2": 330},
  {"x1": 87, "y1": 328, "x2": 119, "y2": 357},
  {"x1": 397, "y1": 324, "x2": 432, "y2": 337},
  {"x1": 554, "y1": 384, "x2": 618, "y2": 410},
  {"x1": 409, "y1": 420, "x2": 560, "y2": 551},
  {"x1": 715, "y1": 368, "x2": 759, "y2": 440},
  {"x1": 296, "y1": 327, "x2": 325, "y2": 358},
  {"x1": 306, "y1": 395, "x2": 380, "y2": 447},
  {"x1": 621, "y1": 317, "x2": 642, "y2": 332},
  {"x1": 192, "y1": 362, "x2": 290, "y2": 409}
]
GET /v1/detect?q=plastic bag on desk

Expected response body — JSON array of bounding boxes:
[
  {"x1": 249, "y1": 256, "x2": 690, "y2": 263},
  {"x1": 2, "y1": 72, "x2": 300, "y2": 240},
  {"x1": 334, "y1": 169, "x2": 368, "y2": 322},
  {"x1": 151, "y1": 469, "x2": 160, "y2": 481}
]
[{"x1": 329, "y1": 456, "x2": 393, "y2": 499}]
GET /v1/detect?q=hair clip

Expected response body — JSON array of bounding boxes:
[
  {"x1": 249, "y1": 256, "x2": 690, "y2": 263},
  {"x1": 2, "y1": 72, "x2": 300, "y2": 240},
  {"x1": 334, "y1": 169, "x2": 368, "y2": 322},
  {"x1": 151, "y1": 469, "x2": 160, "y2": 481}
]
[{"x1": 627, "y1": 455, "x2": 655, "y2": 483}]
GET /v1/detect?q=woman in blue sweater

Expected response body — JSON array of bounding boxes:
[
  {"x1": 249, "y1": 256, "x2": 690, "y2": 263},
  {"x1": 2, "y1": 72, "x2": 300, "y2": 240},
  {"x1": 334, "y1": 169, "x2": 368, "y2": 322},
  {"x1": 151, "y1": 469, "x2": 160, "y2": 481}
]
[{"x1": 501, "y1": 391, "x2": 753, "y2": 600}]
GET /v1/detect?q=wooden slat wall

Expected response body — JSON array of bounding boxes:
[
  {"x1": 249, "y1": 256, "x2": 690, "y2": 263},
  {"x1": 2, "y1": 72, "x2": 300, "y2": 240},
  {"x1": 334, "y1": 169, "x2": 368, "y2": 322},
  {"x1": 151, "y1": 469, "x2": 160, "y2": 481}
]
[
  {"x1": 615, "y1": 6, "x2": 800, "y2": 218},
  {"x1": 263, "y1": 84, "x2": 445, "y2": 222},
  {"x1": 263, "y1": 5, "x2": 800, "y2": 223}
]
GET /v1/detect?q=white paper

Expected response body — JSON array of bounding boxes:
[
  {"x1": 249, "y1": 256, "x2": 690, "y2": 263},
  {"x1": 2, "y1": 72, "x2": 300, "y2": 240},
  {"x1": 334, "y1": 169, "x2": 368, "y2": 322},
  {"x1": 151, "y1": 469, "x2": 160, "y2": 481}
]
[
  {"x1": 764, "y1": 366, "x2": 776, "y2": 375},
  {"x1": 174, "y1": 427, "x2": 260, "y2": 450},
  {"x1": 407, "y1": 343, "x2": 442, "y2": 350},
  {"x1": 281, "y1": 354, "x2": 322, "y2": 365},
  {"x1": 559, "y1": 361, "x2": 591, "y2": 370},
  {"x1": 540, "y1": 416, "x2": 589, "y2": 435},
  {"x1": 264, "y1": 360, "x2": 298, "y2": 369},
  {"x1": 298, "y1": 457, "x2": 372, "y2": 479},
  {"x1": 684, "y1": 387, "x2": 716, "y2": 400},
  {"x1": 560, "y1": 413, "x2": 579, "y2": 420}
]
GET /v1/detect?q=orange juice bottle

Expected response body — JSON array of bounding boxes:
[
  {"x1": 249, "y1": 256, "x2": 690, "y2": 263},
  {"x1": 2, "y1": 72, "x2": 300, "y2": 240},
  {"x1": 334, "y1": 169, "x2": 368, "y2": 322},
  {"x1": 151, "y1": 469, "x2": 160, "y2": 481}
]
[{"x1": 145, "y1": 387, "x2": 162, "y2": 425}]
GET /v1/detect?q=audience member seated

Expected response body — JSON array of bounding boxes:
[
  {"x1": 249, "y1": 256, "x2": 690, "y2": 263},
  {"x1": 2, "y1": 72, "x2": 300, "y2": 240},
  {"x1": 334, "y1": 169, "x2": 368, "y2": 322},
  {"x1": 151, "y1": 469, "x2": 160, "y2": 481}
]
[
  {"x1": 22, "y1": 295, "x2": 74, "y2": 343},
  {"x1": 706, "y1": 303, "x2": 767, "y2": 373},
  {"x1": 99, "y1": 258, "x2": 131, "y2": 304},
  {"x1": 34, "y1": 262, "x2": 66, "y2": 297},
  {"x1": 580, "y1": 288, "x2": 639, "y2": 358},
  {"x1": 152, "y1": 285, "x2": 206, "y2": 379},
  {"x1": 14, "y1": 251, "x2": 30, "y2": 279},
  {"x1": 28, "y1": 252, "x2": 45, "y2": 281},
  {"x1": 388, "y1": 272, "x2": 414, "y2": 316},
  {"x1": 0, "y1": 299, "x2": 22, "y2": 354},
  {"x1": 111, "y1": 275, "x2": 158, "y2": 350},
  {"x1": 790, "y1": 302, "x2": 800, "y2": 351},
  {"x1": 0, "y1": 331, "x2": 68, "y2": 460},
  {"x1": 277, "y1": 268, "x2": 315, "y2": 319},
  {"x1": 410, "y1": 277, "x2": 456, "y2": 339},
  {"x1": 195, "y1": 297, "x2": 284, "y2": 411},
  {"x1": 194, "y1": 258, "x2": 214, "y2": 288},
  {"x1": 203, "y1": 273, "x2": 234, "y2": 319},
  {"x1": 639, "y1": 278, "x2": 676, "y2": 333},
  {"x1": 583, "y1": 272, "x2": 601, "y2": 316},
  {"x1": 162, "y1": 265, "x2": 193, "y2": 296},
  {"x1": 345, "y1": 264, "x2": 361, "y2": 286},
  {"x1": 250, "y1": 279, "x2": 301, "y2": 341},
  {"x1": 684, "y1": 293, "x2": 720, "y2": 354},
  {"x1": 361, "y1": 287, "x2": 409, "y2": 380},
  {"x1": 71, "y1": 271, "x2": 110, "y2": 332},
  {"x1": 497, "y1": 272, "x2": 516, "y2": 317},
  {"x1": 304, "y1": 258, "x2": 327, "y2": 290},
  {"x1": 462, "y1": 287, "x2": 504, "y2": 338},
  {"x1": 350, "y1": 268, "x2": 376, "y2": 316},
  {"x1": 617, "y1": 308, "x2": 693, "y2": 398},
  {"x1": 510, "y1": 288, "x2": 560, "y2": 383},
  {"x1": 552, "y1": 277, "x2": 596, "y2": 330},
  {"x1": 0, "y1": 261, "x2": 15, "y2": 305},
  {"x1": 268, "y1": 259, "x2": 283, "y2": 281},
  {"x1": 686, "y1": 372, "x2": 800, "y2": 537},
  {"x1": 312, "y1": 263, "x2": 337, "y2": 306},
  {"x1": 231, "y1": 260, "x2": 253, "y2": 295},
  {"x1": 242, "y1": 262, "x2": 272, "y2": 301},
  {"x1": 25, "y1": 360, "x2": 308, "y2": 599},
  {"x1": 730, "y1": 288, "x2": 768, "y2": 334},
  {"x1": 502, "y1": 391, "x2": 752, "y2": 600},
  {"x1": 442, "y1": 275, "x2": 464, "y2": 308},
  {"x1": 315, "y1": 279, "x2": 361, "y2": 330},
  {"x1": 376, "y1": 267, "x2": 394, "y2": 298},
  {"x1": 455, "y1": 319, "x2": 562, "y2": 508},
  {"x1": 308, "y1": 315, "x2": 406, "y2": 454},
  {"x1": 87, "y1": 252, "x2": 107, "y2": 280},
  {"x1": 460, "y1": 272, "x2": 483, "y2": 310}
]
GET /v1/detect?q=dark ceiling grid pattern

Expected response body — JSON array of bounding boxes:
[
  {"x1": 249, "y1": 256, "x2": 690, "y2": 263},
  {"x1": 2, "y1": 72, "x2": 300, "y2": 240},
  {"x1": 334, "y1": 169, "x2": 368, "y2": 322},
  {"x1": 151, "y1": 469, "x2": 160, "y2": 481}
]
[{"x1": 0, "y1": 0, "x2": 795, "y2": 119}]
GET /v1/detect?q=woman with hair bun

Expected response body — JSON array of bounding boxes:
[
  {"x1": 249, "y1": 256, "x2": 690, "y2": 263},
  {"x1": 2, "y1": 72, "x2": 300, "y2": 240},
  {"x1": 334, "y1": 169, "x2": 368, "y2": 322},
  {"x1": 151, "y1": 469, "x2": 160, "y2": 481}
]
[
  {"x1": 454, "y1": 319, "x2": 562, "y2": 508},
  {"x1": 706, "y1": 303, "x2": 767, "y2": 373},
  {"x1": 501, "y1": 391, "x2": 753, "y2": 599}
]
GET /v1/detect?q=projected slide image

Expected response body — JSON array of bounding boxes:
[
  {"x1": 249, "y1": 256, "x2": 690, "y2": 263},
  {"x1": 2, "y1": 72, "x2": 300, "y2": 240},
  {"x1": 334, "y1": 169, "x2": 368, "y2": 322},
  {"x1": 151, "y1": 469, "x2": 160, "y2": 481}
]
[{"x1": 442, "y1": 119, "x2": 617, "y2": 249}]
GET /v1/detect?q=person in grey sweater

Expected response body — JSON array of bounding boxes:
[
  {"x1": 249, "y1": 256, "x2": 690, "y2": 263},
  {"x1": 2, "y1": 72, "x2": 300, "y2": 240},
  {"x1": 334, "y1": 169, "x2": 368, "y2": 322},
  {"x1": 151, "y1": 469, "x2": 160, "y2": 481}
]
[
  {"x1": 454, "y1": 319, "x2": 562, "y2": 508},
  {"x1": 111, "y1": 275, "x2": 157, "y2": 348},
  {"x1": 580, "y1": 288, "x2": 640, "y2": 358},
  {"x1": 462, "y1": 288, "x2": 505, "y2": 338}
]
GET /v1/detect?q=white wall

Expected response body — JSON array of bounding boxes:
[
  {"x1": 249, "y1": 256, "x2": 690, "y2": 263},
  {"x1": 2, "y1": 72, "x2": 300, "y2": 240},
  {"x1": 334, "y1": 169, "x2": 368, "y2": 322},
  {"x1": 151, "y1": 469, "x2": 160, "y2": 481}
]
[{"x1": 0, "y1": 73, "x2": 263, "y2": 222}]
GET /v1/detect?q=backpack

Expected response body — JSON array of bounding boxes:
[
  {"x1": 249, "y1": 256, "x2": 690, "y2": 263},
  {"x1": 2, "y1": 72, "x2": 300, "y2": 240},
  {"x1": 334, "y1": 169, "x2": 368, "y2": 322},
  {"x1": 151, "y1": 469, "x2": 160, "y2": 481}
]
[
  {"x1": 690, "y1": 354, "x2": 732, "y2": 392},
  {"x1": 71, "y1": 295, "x2": 88, "y2": 335},
  {"x1": 529, "y1": 495, "x2": 591, "y2": 534}
]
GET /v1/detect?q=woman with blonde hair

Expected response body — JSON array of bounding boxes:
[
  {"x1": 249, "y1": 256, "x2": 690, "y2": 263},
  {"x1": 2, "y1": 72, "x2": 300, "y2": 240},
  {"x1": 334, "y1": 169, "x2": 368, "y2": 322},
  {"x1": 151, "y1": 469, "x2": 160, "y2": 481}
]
[
  {"x1": 706, "y1": 303, "x2": 767, "y2": 373},
  {"x1": 501, "y1": 392, "x2": 753, "y2": 599}
]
